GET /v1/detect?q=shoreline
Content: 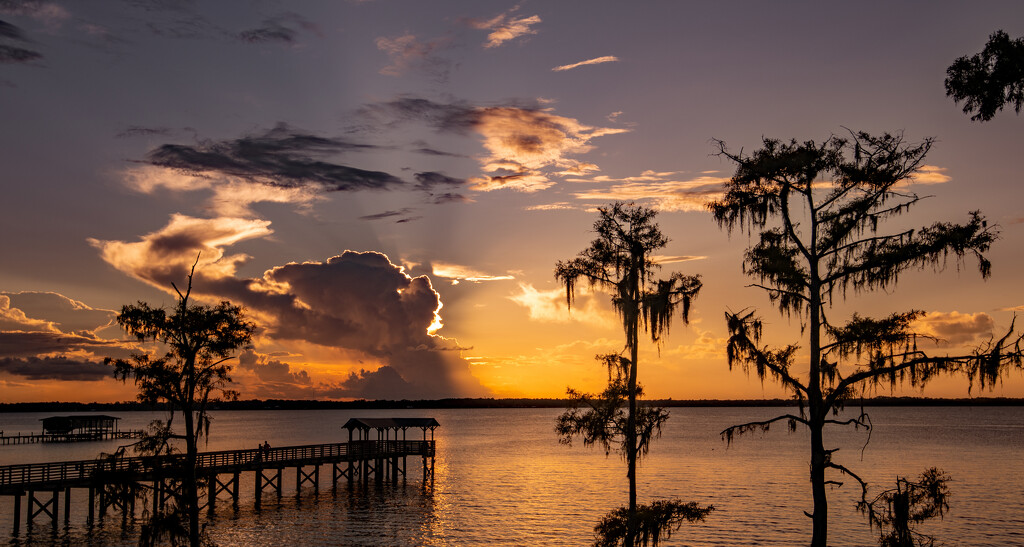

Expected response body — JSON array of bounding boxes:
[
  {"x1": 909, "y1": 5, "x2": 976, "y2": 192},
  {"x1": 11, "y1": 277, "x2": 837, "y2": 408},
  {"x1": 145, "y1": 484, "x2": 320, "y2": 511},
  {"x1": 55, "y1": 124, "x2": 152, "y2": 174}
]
[{"x1": 1, "y1": 395, "x2": 1022, "y2": 413}]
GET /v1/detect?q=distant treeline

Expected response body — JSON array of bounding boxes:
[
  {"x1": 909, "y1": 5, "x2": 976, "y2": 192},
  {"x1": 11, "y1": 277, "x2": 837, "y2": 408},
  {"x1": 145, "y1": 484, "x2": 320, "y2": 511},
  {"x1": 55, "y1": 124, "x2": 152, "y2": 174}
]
[{"x1": 1, "y1": 396, "x2": 1022, "y2": 413}]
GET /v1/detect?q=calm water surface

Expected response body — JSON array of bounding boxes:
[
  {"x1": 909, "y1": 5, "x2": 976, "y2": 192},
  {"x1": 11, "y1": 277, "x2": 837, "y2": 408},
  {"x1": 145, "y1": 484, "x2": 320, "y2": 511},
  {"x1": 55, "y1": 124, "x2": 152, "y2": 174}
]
[{"x1": 1, "y1": 406, "x2": 1021, "y2": 546}]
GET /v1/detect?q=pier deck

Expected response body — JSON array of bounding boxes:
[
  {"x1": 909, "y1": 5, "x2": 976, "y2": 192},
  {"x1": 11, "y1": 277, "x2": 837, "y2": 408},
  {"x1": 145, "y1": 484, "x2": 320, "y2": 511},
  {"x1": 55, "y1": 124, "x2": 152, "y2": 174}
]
[
  {"x1": 0, "y1": 430, "x2": 145, "y2": 446},
  {"x1": 1, "y1": 438, "x2": 436, "y2": 535}
]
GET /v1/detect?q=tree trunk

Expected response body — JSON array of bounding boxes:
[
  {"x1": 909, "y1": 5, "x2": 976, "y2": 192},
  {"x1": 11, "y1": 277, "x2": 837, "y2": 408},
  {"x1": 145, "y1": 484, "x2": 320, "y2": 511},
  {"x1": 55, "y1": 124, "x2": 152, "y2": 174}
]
[
  {"x1": 809, "y1": 416, "x2": 828, "y2": 547},
  {"x1": 624, "y1": 267, "x2": 641, "y2": 547},
  {"x1": 626, "y1": 334, "x2": 638, "y2": 547},
  {"x1": 184, "y1": 407, "x2": 200, "y2": 547},
  {"x1": 806, "y1": 193, "x2": 828, "y2": 547}
]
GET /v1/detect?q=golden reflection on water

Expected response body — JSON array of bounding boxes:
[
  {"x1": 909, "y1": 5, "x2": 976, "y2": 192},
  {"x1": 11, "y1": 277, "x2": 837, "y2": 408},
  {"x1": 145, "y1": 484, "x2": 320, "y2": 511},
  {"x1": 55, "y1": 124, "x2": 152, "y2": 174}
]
[{"x1": 2, "y1": 406, "x2": 1023, "y2": 545}]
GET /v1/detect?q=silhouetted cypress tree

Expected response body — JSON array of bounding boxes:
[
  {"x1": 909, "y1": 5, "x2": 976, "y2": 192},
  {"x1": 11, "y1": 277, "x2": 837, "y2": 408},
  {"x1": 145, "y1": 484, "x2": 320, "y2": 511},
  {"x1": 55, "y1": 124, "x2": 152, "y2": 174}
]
[
  {"x1": 109, "y1": 259, "x2": 254, "y2": 547},
  {"x1": 709, "y1": 131, "x2": 1022, "y2": 547},
  {"x1": 555, "y1": 203, "x2": 711, "y2": 547}
]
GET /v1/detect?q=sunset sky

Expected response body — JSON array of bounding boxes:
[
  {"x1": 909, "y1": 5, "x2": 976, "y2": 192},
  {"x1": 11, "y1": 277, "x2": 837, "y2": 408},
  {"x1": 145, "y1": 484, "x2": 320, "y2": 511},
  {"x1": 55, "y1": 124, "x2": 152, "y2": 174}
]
[{"x1": 2, "y1": 0, "x2": 1023, "y2": 403}]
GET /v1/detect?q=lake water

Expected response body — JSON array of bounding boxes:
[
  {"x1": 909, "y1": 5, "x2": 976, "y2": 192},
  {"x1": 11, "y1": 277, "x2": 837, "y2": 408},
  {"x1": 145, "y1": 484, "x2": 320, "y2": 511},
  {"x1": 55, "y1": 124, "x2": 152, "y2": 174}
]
[{"x1": 1, "y1": 406, "x2": 1022, "y2": 546}]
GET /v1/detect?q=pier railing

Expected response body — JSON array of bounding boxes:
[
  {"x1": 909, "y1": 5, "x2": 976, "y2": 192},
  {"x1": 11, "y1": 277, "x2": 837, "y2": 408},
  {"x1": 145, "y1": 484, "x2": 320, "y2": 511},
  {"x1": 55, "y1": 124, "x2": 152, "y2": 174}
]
[{"x1": 0, "y1": 439, "x2": 434, "y2": 493}]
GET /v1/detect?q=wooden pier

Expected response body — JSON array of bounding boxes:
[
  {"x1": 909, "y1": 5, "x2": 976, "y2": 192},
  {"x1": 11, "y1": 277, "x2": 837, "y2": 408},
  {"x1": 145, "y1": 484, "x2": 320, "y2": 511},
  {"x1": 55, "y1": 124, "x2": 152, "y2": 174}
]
[
  {"x1": 0, "y1": 430, "x2": 145, "y2": 446},
  {"x1": 0, "y1": 417, "x2": 439, "y2": 537}
]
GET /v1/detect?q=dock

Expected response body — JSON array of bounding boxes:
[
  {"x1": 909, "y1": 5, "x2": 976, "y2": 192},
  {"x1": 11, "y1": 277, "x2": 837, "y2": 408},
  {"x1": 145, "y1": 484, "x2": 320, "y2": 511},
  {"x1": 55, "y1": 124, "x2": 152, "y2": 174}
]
[
  {"x1": 0, "y1": 430, "x2": 145, "y2": 445},
  {"x1": 1, "y1": 414, "x2": 144, "y2": 445},
  {"x1": 1, "y1": 417, "x2": 439, "y2": 537}
]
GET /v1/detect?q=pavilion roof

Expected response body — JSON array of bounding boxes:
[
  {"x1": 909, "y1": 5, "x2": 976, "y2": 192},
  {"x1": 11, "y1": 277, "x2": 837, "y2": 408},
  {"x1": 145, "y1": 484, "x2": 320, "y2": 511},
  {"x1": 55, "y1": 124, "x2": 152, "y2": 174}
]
[{"x1": 341, "y1": 417, "x2": 440, "y2": 431}]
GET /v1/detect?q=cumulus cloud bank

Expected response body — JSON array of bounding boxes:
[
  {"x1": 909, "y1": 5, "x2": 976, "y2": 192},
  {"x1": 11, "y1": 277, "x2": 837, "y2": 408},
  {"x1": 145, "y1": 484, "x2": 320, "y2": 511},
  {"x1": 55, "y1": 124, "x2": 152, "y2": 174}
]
[{"x1": 91, "y1": 215, "x2": 490, "y2": 399}]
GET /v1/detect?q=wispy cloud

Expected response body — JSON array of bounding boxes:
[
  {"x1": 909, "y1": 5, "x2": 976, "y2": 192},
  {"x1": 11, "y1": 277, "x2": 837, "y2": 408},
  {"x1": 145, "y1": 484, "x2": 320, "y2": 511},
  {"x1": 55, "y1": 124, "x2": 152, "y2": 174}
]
[
  {"x1": 0, "y1": 1, "x2": 70, "y2": 28},
  {"x1": 525, "y1": 202, "x2": 575, "y2": 211},
  {"x1": 1, "y1": 294, "x2": 56, "y2": 332},
  {"x1": 143, "y1": 123, "x2": 396, "y2": 190},
  {"x1": 358, "y1": 208, "x2": 417, "y2": 222},
  {"x1": 431, "y1": 192, "x2": 472, "y2": 204},
  {"x1": 432, "y1": 262, "x2": 514, "y2": 284},
  {"x1": 552, "y1": 55, "x2": 618, "y2": 72},
  {"x1": 906, "y1": 165, "x2": 952, "y2": 185},
  {"x1": 237, "y1": 12, "x2": 319, "y2": 45},
  {"x1": 0, "y1": 356, "x2": 112, "y2": 381},
  {"x1": 572, "y1": 171, "x2": 729, "y2": 212},
  {"x1": 508, "y1": 283, "x2": 613, "y2": 327},
  {"x1": 376, "y1": 33, "x2": 452, "y2": 81},
  {"x1": 651, "y1": 255, "x2": 707, "y2": 265},
  {"x1": 1, "y1": 292, "x2": 114, "y2": 334},
  {"x1": 414, "y1": 171, "x2": 465, "y2": 190},
  {"x1": 465, "y1": 9, "x2": 541, "y2": 48},
  {"x1": 0, "y1": 19, "x2": 42, "y2": 64},
  {"x1": 0, "y1": 291, "x2": 132, "y2": 382},
  {"x1": 125, "y1": 124, "x2": 410, "y2": 216}
]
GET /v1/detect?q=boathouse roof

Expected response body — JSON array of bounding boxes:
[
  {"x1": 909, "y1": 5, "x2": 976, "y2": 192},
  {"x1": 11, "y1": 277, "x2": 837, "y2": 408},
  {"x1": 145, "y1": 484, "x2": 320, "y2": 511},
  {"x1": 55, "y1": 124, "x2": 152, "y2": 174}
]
[{"x1": 342, "y1": 418, "x2": 440, "y2": 431}]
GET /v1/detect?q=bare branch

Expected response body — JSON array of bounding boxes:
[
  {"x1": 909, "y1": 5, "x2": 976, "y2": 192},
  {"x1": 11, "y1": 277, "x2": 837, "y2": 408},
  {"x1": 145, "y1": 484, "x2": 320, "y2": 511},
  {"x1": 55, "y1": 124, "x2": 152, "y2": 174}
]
[{"x1": 720, "y1": 413, "x2": 808, "y2": 446}]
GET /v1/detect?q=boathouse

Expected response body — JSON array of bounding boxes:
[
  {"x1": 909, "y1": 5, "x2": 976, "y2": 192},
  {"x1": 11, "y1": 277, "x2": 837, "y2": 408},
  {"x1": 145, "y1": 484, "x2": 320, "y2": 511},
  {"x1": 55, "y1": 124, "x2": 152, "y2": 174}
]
[{"x1": 40, "y1": 415, "x2": 120, "y2": 438}]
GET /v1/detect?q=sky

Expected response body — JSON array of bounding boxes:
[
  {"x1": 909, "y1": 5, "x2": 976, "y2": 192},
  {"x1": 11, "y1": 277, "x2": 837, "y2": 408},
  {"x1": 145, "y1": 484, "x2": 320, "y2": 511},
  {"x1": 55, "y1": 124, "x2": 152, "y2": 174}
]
[{"x1": 1, "y1": 0, "x2": 1023, "y2": 403}]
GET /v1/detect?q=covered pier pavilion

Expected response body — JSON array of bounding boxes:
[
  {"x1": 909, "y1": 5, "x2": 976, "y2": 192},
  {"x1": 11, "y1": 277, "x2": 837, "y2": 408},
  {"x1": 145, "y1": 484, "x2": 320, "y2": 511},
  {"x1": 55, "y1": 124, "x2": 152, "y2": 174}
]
[{"x1": 342, "y1": 418, "x2": 439, "y2": 484}]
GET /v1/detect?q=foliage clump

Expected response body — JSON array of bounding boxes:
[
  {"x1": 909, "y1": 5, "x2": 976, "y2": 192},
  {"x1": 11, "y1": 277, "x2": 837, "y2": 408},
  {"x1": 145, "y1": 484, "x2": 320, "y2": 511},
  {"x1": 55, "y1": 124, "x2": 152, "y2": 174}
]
[{"x1": 859, "y1": 468, "x2": 951, "y2": 547}]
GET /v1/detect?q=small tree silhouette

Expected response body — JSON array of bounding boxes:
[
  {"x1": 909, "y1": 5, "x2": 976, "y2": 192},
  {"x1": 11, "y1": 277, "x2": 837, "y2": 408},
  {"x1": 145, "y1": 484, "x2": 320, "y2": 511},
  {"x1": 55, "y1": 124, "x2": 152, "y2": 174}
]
[
  {"x1": 108, "y1": 259, "x2": 254, "y2": 547},
  {"x1": 554, "y1": 203, "x2": 710, "y2": 546},
  {"x1": 708, "y1": 131, "x2": 1022, "y2": 547},
  {"x1": 945, "y1": 30, "x2": 1024, "y2": 121},
  {"x1": 859, "y1": 468, "x2": 951, "y2": 547}
]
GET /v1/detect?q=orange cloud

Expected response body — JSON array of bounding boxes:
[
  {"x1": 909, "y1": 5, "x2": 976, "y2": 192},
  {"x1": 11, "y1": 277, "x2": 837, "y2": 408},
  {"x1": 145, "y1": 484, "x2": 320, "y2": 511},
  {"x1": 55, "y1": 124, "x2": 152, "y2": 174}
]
[
  {"x1": 89, "y1": 214, "x2": 273, "y2": 288},
  {"x1": 906, "y1": 165, "x2": 952, "y2": 185},
  {"x1": 468, "y1": 11, "x2": 541, "y2": 48},
  {"x1": 508, "y1": 283, "x2": 614, "y2": 328},
  {"x1": 123, "y1": 164, "x2": 322, "y2": 217},
  {"x1": 471, "y1": 107, "x2": 628, "y2": 192},
  {"x1": 651, "y1": 255, "x2": 708, "y2": 265},
  {"x1": 1, "y1": 292, "x2": 114, "y2": 334},
  {"x1": 552, "y1": 55, "x2": 619, "y2": 72},
  {"x1": 361, "y1": 97, "x2": 627, "y2": 193},
  {"x1": 913, "y1": 311, "x2": 997, "y2": 346},
  {"x1": 0, "y1": 294, "x2": 58, "y2": 333},
  {"x1": 573, "y1": 173, "x2": 729, "y2": 211},
  {"x1": 432, "y1": 262, "x2": 514, "y2": 284}
]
